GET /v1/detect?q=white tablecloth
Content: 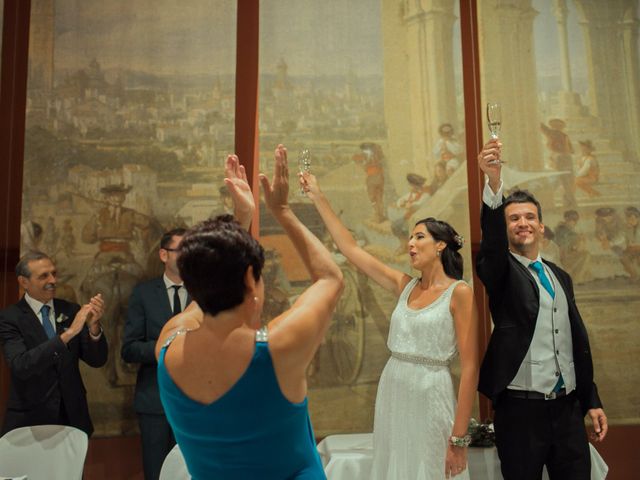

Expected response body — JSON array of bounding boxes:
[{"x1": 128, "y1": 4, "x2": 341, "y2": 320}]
[{"x1": 317, "y1": 433, "x2": 608, "y2": 479}]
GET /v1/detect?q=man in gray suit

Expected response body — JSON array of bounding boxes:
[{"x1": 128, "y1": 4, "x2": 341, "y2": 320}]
[{"x1": 122, "y1": 228, "x2": 188, "y2": 480}]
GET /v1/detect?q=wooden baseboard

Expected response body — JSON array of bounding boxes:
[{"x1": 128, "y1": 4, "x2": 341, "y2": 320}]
[
  {"x1": 590, "y1": 424, "x2": 640, "y2": 480},
  {"x1": 85, "y1": 434, "x2": 142, "y2": 480}
]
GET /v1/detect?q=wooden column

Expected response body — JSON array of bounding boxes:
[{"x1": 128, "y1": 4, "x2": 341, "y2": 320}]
[
  {"x1": 234, "y1": 0, "x2": 260, "y2": 237},
  {"x1": 0, "y1": 0, "x2": 31, "y2": 425},
  {"x1": 459, "y1": 0, "x2": 492, "y2": 421}
]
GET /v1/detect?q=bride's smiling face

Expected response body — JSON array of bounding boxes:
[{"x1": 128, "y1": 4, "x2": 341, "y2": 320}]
[{"x1": 408, "y1": 224, "x2": 445, "y2": 268}]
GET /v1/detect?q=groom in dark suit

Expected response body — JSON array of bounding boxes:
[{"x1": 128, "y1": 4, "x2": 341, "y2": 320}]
[
  {"x1": 476, "y1": 139, "x2": 607, "y2": 480},
  {"x1": 0, "y1": 251, "x2": 107, "y2": 436},
  {"x1": 122, "y1": 228, "x2": 188, "y2": 480}
]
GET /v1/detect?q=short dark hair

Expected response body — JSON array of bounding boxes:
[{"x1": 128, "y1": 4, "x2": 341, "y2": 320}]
[
  {"x1": 504, "y1": 189, "x2": 543, "y2": 221},
  {"x1": 160, "y1": 228, "x2": 187, "y2": 250},
  {"x1": 563, "y1": 210, "x2": 579, "y2": 222},
  {"x1": 413, "y1": 218, "x2": 464, "y2": 280},
  {"x1": 16, "y1": 251, "x2": 52, "y2": 278},
  {"x1": 177, "y1": 215, "x2": 264, "y2": 316}
]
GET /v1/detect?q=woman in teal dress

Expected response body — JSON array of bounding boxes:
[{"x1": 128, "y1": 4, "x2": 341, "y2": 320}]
[{"x1": 155, "y1": 146, "x2": 343, "y2": 479}]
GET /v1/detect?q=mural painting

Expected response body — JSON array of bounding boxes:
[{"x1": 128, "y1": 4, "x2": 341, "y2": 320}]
[
  {"x1": 19, "y1": 0, "x2": 639, "y2": 438},
  {"x1": 21, "y1": 0, "x2": 238, "y2": 435}
]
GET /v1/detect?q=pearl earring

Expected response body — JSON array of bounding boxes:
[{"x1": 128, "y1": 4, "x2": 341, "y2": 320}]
[{"x1": 254, "y1": 296, "x2": 259, "y2": 302}]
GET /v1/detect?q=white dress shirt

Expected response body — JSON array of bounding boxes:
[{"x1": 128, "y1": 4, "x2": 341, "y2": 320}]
[
  {"x1": 163, "y1": 274, "x2": 187, "y2": 312},
  {"x1": 24, "y1": 292, "x2": 56, "y2": 332}
]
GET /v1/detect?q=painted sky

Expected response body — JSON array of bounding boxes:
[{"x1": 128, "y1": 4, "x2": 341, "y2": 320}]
[
  {"x1": 54, "y1": 0, "x2": 238, "y2": 75},
  {"x1": 259, "y1": 0, "x2": 382, "y2": 77},
  {"x1": 532, "y1": 0, "x2": 587, "y2": 89},
  {"x1": 51, "y1": 0, "x2": 383, "y2": 77}
]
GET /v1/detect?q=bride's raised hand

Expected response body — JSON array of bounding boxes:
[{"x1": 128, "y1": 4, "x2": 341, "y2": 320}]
[
  {"x1": 299, "y1": 171, "x2": 322, "y2": 201},
  {"x1": 259, "y1": 144, "x2": 290, "y2": 214}
]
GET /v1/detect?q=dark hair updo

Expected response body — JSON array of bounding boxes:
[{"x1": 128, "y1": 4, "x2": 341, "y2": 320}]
[
  {"x1": 414, "y1": 217, "x2": 464, "y2": 280},
  {"x1": 178, "y1": 215, "x2": 265, "y2": 316}
]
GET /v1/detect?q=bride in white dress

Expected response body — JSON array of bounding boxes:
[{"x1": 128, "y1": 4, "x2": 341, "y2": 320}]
[{"x1": 301, "y1": 173, "x2": 479, "y2": 479}]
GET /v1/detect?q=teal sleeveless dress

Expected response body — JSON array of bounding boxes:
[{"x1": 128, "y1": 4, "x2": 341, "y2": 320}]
[{"x1": 157, "y1": 327, "x2": 325, "y2": 480}]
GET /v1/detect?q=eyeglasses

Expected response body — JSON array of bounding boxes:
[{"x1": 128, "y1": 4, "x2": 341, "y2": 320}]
[{"x1": 162, "y1": 247, "x2": 180, "y2": 252}]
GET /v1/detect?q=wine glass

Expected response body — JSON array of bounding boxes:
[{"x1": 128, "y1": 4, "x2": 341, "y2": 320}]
[
  {"x1": 486, "y1": 102, "x2": 505, "y2": 164},
  {"x1": 297, "y1": 148, "x2": 311, "y2": 194},
  {"x1": 486, "y1": 102, "x2": 501, "y2": 139}
]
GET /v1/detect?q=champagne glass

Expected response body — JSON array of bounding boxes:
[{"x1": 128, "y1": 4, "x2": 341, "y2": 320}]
[
  {"x1": 486, "y1": 102, "x2": 501, "y2": 139},
  {"x1": 297, "y1": 148, "x2": 311, "y2": 194},
  {"x1": 486, "y1": 102, "x2": 505, "y2": 164}
]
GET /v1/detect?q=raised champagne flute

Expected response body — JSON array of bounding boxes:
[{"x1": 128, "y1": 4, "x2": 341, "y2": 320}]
[
  {"x1": 486, "y1": 102, "x2": 504, "y2": 164},
  {"x1": 486, "y1": 102, "x2": 501, "y2": 139},
  {"x1": 297, "y1": 148, "x2": 311, "y2": 194}
]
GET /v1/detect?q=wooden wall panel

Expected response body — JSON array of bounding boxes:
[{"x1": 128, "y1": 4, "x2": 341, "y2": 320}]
[{"x1": 0, "y1": 0, "x2": 31, "y2": 426}]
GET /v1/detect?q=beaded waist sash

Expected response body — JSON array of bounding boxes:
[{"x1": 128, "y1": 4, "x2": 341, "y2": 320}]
[{"x1": 391, "y1": 351, "x2": 450, "y2": 367}]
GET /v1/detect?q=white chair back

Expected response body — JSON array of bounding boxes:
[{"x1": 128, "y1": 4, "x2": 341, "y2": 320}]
[
  {"x1": 159, "y1": 443, "x2": 191, "y2": 480},
  {"x1": 0, "y1": 424, "x2": 88, "y2": 480}
]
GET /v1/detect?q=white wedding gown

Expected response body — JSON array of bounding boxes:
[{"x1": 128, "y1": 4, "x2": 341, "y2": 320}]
[{"x1": 371, "y1": 278, "x2": 469, "y2": 480}]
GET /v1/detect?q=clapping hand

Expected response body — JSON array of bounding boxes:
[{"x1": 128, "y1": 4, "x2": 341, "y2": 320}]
[{"x1": 62, "y1": 293, "x2": 104, "y2": 343}]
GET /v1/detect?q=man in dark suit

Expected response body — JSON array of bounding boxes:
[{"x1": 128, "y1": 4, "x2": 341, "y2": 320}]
[
  {"x1": 0, "y1": 251, "x2": 107, "y2": 436},
  {"x1": 476, "y1": 139, "x2": 607, "y2": 479},
  {"x1": 122, "y1": 228, "x2": 188, "y2": 480}
]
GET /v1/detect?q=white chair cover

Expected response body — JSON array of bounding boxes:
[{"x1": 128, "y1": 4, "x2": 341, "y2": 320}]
[
  {"x1": 159, "y1": 443, "x2": 191, "y2": 480},
  {"x1": 0, "y1": 424, "x2": 88, "y2": 480}
]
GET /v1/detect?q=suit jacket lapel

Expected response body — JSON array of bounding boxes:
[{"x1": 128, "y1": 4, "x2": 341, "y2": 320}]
[
  {"x1": 544, "y1": 261, "x2": 570, "y2": 298},
  {"x1": 154, "y1": 277, "x2": 173, "y2": 318},
  {"x1": 52, "y1": 298, "x2": 74, "y2": 336},
  {"x1": 511, "y1": 255, "x2": 538, "y2": 292},
  {"x1": 17, "y1": 297, "x2": 50, "y2": 342}
]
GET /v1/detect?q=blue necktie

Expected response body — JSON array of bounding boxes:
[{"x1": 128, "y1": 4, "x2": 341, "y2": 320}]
[
  {"x1": 530, "y1": 261, "x2": 555, "y2": 298},
  {"x1": 40, "y1": 305, "x2": 56, "y2": 339},
  {"x1": 530, "y1": 261, "x2": 564, "y2": 392}
]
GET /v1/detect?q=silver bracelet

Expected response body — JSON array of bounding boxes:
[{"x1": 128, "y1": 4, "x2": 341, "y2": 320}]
[{"x1": 449, "y1": 434, "x2": 472, "y2": 448}]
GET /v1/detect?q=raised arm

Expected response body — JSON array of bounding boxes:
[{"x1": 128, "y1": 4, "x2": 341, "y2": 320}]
[
  {"x1": 223, "y1": 154, "x2": 255, "y2": 230},
  {"x1": 259, "y1": 145, "x2": 343, "y2": 371},
  {"x1": 476, "y1": 139, "x2": 510, "y2": 295},
  {"x1": 300, "y1": 172, "x2": 409, "y2": 296}
]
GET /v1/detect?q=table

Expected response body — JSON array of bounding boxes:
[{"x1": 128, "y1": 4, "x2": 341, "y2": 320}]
[{"x1": 317, "y1": 433, "x2": 608, "y2": 479}]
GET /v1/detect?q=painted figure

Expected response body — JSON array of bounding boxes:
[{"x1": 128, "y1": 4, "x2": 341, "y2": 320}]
[
  {"x1": 575, "y1": 140, "x2": 600, "y2": 197},
  {"x1": 540, "y1": 119, "x2": 576, "y2": 208},
  {"x1": 353, "y1": 142, "x2": 387, "y2": 223},
  {"x1": 81, "y1": 184, "x2": 152, "y2": 386},
  {"x1": 555, "y1": 210, "x2": 592, "y2": 284}
]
